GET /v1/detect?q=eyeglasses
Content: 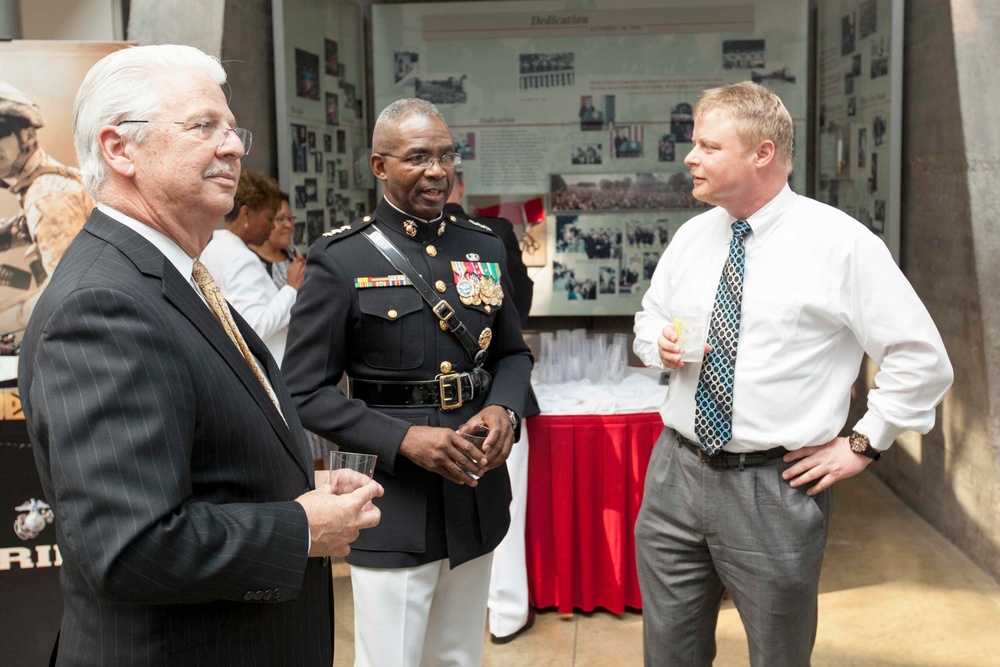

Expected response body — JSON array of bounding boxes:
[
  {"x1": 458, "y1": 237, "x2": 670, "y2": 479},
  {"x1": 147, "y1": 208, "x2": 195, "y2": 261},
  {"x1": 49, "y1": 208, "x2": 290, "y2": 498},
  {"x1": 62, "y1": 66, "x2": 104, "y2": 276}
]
[
  {"x1": 377, "y1": 152, "x2": 462, "y2": 169},
  {"x1": 117, "y1": 120, "x2": 253, "y2": 155}
]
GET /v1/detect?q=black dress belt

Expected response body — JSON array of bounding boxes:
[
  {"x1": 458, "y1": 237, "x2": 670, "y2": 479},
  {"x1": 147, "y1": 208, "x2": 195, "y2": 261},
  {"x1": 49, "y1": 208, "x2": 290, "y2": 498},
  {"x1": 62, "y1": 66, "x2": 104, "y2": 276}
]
[
  {"x1": 349, "y1": 369, "x2": 491, "y2": 411},
  {"x1": 674, "y1": 431, "x2": 788, "y2": 469}
]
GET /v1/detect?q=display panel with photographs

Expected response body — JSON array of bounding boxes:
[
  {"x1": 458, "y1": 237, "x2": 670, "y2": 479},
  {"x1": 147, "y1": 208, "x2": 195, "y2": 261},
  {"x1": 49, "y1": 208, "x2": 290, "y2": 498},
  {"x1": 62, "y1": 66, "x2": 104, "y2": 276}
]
[
  {"x1": 816, "y1": 0, "x2": 902, "y2": 262},
  {"x1": 276, "y1": 0, "x2": 372, "y2": 253},
  {"x1": 372, "y1": 0, "x2": 808, "y2": 315}
]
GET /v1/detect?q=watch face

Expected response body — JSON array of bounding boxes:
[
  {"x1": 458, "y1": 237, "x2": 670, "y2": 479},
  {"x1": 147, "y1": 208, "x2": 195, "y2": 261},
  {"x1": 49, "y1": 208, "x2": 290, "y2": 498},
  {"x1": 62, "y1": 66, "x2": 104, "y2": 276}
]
[{"x1": 850, "y1": 433, "x2": 870, "y2": 453}]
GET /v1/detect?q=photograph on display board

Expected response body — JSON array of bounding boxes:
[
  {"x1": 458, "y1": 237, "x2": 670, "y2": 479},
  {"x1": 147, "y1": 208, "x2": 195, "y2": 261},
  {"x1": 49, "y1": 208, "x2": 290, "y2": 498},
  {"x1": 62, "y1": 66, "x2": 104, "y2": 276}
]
[
  {"x1": 751, "y1": 67, "x2": 797, "y2": 85},
  {"x1": 394, "y1": 50, "x2": 419, "y2": 83},
  {"x1": 295, "y1": 48, "x2": 320, "y2": 100},
  {"x1": 306, "y1": 209, "x2": 325, "y2": 244},
  {"x1": 293, "y1": 221, "x2": 305, "y2": 245},
  {"x1": 669, "y1": 103, "x2": 694, "y2": 142},
  {"x1": 570, "y1": 143, "x2": 602, "y2": 165},
  {"x1": 325, "y1": 92, "x2": 339, "y2": 125},
  {"x1": 415, "y1": 74, "x2": 468, "y2": 105},
  {"x1": 304, "y1": 178, "x2": 318, "y2": 203},
  {"x1": 453, "y1": 132, "x2": 475, "y2": 159},
  {"x1": 324, "y1": 38, "x2": 339, "y2": 76},
  {"x1": 555, "y1": 216, "x2": 621, "y2": 260},
  {"x1": 611, "y1": 124, "x2": 643, "y2": 159},
  {"x1": 519, "y1": 52, "x2": 575, "y2": 90},
  {"x1": 326, "y1": 160, "x2": 336, "y2": 183},
  {"x1": 722, "y1": 39, "x2": 765, "y2": 69},
  {"x1": 294, "y1": 185, "x2": 307, "y2": 209},
  {"x1": 323, "y1": 134, "x2": 332, "y2": 153},
  {"x1": 860, "y1": 0, "x2": 878, "y2": 38},
  {"x1": 313, "y1": 150, "x2": 323, "y2": 172},
  {"x1": 290, "y1": 123, "x2": 308, "y2": 172},
  {"x1": 0, "y1": 42, "x2": 127, "y2": 344},
  {"x1": 841, "y1": 12, "x2": 856, "y2": 55},
  {"x1": 658, "y1": 134, "x2": 676, "y2": 162},
  {"x1": 337, "y1": 129, "x2": 346, "y2": 153},
  {"x1": 551, "y1": 173, "x2": 701, "y2": 212},
  {"x1": 579, "y1": 94, "x2": 614, "y2": 131},
  {"x1": 553, "y1": 258, "x2": 598, "y2": 301}
]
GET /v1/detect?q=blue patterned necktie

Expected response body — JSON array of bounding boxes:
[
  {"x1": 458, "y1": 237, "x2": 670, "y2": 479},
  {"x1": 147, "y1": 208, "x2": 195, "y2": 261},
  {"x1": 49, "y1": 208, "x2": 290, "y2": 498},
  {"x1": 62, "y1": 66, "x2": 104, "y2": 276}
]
[{"x1": 694, "y1": 219, "x2": 752, "y2": 455}]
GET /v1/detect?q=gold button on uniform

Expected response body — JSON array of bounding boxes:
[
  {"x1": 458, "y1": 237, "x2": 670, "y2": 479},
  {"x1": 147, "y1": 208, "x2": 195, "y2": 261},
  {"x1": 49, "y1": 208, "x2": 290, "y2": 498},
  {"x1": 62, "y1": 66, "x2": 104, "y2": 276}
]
[
  {"x1": 387, "y1": 309, "x2": 398, "y2": 319},
  {"x1": 440, "y1": 361, "x2": 453, "y2": 373},
  {"x1": 439, "y1": 320, "x2": 449, "y2": 330},
  {"x1": 435, "y1": 280, "x2": 447, "y2": 292},
  {"x1": 426, "y1": 245, "x2": 437, "y2": 257}
]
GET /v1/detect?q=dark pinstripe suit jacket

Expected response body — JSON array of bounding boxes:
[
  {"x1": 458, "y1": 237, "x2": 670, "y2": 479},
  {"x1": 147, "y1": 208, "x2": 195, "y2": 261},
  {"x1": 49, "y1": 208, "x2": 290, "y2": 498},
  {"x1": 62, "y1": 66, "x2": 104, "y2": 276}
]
[{"x1": 18, "y1": 210, "x2": 333, "y2": 666}]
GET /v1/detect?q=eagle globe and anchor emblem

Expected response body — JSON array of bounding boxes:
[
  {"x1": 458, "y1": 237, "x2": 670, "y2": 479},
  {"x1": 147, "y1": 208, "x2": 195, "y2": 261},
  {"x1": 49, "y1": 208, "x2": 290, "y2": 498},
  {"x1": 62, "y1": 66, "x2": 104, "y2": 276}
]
[{"x1": 13, "y1": 498, "x2": 54, "y2": 540}]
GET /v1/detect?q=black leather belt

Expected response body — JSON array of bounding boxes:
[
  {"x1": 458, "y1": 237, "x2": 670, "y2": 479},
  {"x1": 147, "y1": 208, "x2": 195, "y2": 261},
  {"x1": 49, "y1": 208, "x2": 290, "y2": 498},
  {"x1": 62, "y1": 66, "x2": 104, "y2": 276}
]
[
  {"x1": 349, "y1": 369, "x2": 491, "y2": 411},
  {"x1": 674, "y1": 431, "x2": 787, "y2": 469}
]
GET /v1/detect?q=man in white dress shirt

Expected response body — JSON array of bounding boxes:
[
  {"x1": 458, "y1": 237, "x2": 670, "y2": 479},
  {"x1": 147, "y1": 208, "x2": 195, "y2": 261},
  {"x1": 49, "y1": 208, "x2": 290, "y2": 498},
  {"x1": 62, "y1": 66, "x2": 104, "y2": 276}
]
[{"x1": 632, "y1": 82, "x2": 953, "y2": 667}]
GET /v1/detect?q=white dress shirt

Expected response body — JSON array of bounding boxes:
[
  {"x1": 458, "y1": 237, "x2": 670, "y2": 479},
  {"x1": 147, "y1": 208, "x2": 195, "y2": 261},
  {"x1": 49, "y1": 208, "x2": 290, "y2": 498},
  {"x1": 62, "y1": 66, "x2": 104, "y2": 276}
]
[
  {"x1": 199, "y1": 229, "x2": 298, "y2": 366},
  {"x1": 633, "y1": 185, "x2": 953, "y2": 453}
]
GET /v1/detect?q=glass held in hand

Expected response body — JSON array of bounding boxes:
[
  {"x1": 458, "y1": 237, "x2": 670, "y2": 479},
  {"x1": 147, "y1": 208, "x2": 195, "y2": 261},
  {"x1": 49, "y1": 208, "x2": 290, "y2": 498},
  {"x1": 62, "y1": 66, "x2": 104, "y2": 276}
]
[
  {"x1": 457, "y1": 426, "x2": 491, "y2": 480},
  {"x1": 326, "y1": 451, "x2": 378, "y2": 493},
  {"x1": 672, "y1": 310, "x2": 711, "y2": 363}
]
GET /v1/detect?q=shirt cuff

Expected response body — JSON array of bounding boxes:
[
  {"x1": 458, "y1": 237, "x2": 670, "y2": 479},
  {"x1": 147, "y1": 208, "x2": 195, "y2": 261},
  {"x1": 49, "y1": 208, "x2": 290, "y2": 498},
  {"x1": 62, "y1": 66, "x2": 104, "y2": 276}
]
[{"x1": 853, "y1": 412, "x2": 906, "y2": 452}]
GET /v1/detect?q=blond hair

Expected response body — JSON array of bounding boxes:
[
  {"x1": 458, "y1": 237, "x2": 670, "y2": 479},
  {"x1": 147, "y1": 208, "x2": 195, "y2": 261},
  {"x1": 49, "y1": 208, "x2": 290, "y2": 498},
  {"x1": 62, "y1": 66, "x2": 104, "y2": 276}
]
[{"x1": 694, "y1": 82, "x2": 794, "y2": 173}]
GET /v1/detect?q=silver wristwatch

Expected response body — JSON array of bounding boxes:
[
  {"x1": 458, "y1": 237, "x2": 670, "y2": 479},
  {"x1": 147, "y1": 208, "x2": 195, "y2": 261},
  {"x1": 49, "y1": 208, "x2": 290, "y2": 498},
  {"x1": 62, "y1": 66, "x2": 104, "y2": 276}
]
[{"x1": 505, "y1": 408, "x2": 518, "y2": 430}]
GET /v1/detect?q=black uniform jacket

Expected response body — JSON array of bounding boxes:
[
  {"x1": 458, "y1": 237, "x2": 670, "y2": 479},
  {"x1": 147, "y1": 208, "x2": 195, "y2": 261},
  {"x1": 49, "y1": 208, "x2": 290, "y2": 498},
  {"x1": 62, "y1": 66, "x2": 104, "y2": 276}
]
[{"x1": 283, "y1": 198, "x2": 533, "y2": 568}]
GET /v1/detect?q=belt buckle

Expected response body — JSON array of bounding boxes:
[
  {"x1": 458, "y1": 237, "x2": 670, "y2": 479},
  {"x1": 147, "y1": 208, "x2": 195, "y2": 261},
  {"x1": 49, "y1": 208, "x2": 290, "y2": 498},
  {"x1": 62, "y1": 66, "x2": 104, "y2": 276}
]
[
  {"x1": 437, "y1": 372, "x2": 463, "y2": 411},
  {"x1": 433, "y1": 300, "x2": 455, "y2": 324}
]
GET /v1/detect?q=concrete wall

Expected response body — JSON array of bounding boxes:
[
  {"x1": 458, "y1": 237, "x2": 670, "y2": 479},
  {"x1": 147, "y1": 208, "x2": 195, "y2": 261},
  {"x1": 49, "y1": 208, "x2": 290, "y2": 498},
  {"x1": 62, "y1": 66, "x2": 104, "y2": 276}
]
[
  {"x1": 863, "y1": 0, "x2": 1000, "y2": 581},
  {"x1": 127, "y1": 0, "x2": 276, "y2": 176}
]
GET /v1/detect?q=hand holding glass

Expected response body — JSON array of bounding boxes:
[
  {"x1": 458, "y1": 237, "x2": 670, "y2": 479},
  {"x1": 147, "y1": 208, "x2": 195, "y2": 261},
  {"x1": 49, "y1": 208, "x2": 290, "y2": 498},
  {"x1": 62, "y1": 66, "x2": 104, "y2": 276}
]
[
  {"x1": 672, "y1": 310, "x2": 711, "y2": 362},
  {"x1": 326, "y1": 451, "x2": 378, "y2": 494}
]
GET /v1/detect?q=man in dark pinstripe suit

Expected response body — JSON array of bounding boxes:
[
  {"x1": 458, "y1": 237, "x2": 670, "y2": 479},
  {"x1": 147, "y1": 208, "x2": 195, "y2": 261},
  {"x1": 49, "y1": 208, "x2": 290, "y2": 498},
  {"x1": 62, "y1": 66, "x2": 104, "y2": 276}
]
[{"x1": 17, "y1": 44, "x2": 382, "y2": 666}]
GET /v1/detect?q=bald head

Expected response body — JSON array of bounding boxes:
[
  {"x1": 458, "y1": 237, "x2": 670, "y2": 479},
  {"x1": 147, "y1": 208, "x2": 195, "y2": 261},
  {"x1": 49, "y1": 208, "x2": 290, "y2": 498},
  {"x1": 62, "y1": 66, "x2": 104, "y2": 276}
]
[{"x1": 372, "y1": 98, "x2": 446, "y2": 153}]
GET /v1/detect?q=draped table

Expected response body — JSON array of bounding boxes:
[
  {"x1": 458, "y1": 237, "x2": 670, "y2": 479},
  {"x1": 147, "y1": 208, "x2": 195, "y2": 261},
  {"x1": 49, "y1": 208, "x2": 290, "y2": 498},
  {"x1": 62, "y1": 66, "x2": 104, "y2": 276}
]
[{"x1": 525, "y1": 368, "x2": 668, "y2": 614}]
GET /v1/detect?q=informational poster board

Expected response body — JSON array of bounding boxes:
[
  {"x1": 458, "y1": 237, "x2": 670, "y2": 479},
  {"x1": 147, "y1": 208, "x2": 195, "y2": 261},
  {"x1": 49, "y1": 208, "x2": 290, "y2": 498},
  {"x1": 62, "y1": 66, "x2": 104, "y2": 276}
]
[
  {"x1": 373, "y1": 0, "x2": 808, "y2": 316},
  {"x1": 274, "y1": 0, "x2": 372, "y2": 251},
  {"x1": 816, "y1": 0, "x2": 902, "y2": 262}
]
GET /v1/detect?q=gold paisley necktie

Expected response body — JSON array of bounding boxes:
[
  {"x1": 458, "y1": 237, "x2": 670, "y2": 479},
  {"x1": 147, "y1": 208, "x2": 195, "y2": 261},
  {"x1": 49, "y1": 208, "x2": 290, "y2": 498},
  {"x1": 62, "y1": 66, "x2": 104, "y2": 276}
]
[{"x1": 192, "y1": 259, "x2": 284, "y2": 418}]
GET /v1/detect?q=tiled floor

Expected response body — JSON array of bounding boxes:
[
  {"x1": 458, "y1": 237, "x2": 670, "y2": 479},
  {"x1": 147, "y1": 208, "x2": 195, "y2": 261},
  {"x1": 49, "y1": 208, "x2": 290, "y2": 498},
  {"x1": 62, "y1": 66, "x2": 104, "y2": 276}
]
[{"x1": 332, "y1": 471, "x2": 1000, "y2": 666}]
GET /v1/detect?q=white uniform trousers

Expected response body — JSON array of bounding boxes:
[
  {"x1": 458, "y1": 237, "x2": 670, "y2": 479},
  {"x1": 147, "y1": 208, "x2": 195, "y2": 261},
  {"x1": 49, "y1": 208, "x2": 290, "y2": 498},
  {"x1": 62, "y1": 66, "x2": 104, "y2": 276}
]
[
  {"x1": 351, "y1": 552, "x2": 493, "y2": 667},
  {"x1": 488, "y1": 424, "x2": 530, "y2": 637}
]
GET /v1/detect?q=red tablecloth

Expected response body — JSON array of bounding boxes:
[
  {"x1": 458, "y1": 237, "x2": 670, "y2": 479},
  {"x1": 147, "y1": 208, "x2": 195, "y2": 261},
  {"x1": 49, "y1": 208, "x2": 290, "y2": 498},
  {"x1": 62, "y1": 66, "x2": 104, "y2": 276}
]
[{"x1": 525, "y1": 412, "x2": 664, "y2": 614}]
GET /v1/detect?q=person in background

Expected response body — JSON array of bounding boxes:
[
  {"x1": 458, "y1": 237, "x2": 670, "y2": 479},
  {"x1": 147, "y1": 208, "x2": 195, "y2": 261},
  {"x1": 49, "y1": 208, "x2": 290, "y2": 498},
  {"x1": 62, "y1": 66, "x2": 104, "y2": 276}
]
[
  {"x1": 632, "y1": 81, "x2": 953, "y2": 667},
  {"x1": 283, "y1": 98, "x2": 533, "y2": 667},
  {"x1": 18, "y1": 43, "x2": 381, "y2": 666},
  {"x1": 443, "y1": 172, "x2": 539, "y2": 644},
  {"x1": 249, "y1": 190, "x2": 303, "y2": 290},
  {"x1": 200, "y1": 169, "x2": 304, "y2": 365}
]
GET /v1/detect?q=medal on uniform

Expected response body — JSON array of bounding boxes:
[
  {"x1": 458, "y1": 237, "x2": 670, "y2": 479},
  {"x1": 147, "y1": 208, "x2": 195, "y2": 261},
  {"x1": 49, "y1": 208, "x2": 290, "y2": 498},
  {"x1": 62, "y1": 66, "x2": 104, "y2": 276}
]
[
  {"x1": 404, "y1": 219, "x2": 417, "y2": 237},
  {"x1": 451, "y1": 260, "x2": 503, "y2": 308},
  {"x1": 456, "y1": 273, "x2": 476, "y2": 305}
]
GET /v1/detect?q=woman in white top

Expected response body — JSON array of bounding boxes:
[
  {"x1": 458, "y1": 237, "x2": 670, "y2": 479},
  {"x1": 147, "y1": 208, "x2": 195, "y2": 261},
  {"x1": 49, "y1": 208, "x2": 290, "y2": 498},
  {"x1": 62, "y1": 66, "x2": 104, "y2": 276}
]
[{"x1": 200, "y1": 170, "x2": 305, "y2": 365}]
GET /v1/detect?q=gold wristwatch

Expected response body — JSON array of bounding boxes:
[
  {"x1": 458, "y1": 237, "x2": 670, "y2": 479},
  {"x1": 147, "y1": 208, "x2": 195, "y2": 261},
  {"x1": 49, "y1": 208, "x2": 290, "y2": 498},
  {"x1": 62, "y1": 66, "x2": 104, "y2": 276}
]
[{"x1": 849, "y1": 431, "x2": 881, "y2": 460}]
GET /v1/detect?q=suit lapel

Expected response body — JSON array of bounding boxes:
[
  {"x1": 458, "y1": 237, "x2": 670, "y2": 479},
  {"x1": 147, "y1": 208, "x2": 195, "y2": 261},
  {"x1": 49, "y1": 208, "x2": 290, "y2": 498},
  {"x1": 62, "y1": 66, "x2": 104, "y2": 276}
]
[{"x1": 87, "y1": 211, "x2": 312, "y2": 481}]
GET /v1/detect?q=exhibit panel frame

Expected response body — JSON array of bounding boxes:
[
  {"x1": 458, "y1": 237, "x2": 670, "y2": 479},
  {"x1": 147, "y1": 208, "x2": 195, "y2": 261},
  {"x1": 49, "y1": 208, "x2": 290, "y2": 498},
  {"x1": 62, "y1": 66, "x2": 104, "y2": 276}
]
[{"x1": 372, "y1": 0, "x2": 809, "y2": 316}]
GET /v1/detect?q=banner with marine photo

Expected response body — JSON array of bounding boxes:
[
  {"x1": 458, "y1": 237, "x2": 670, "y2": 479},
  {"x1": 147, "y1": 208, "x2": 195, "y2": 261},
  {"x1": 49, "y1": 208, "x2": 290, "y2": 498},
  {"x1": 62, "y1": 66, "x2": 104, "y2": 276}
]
[
  {"x1": 1, "y1": 41, "x2": 128, "y2": 346},
  {"x1": 0, "y1": 40, "x2": 129, "y2": 666}
]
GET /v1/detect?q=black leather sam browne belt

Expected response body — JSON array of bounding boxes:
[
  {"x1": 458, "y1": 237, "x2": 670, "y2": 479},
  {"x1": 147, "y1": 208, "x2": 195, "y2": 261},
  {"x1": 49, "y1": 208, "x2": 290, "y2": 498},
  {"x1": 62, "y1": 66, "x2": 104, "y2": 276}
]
[{"x1": 350, "y1": 368, "x2": 492, "y2": 411}]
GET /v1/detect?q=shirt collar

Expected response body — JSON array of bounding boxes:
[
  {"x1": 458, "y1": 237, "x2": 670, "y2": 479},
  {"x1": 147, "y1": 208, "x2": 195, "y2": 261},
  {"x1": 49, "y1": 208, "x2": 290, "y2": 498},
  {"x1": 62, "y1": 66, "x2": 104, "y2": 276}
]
[
  {"x1": 383, "y1": 196, "x2": 444, "y2": 225},
  {"x1": 739, "y1": 183, "x2": 794, "y2": 247},
  {"x1": 97, "y1": 203, "x2": 196, "y2": 282}
]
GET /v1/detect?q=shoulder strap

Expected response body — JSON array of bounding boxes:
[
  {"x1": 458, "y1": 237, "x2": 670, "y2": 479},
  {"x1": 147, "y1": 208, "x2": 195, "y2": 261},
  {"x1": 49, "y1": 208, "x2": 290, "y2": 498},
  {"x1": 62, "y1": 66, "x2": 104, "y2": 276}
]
[{"x1": 361, "y1": 225, "x2": 486, "y2": 366}]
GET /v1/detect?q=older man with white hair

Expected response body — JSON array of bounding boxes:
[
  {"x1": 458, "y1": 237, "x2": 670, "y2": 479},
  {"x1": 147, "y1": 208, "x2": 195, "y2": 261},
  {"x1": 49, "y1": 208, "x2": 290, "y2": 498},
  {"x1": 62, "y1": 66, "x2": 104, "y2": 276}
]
[{"x1": 18, "y1": 44, "x2": 382, "y2": 666}]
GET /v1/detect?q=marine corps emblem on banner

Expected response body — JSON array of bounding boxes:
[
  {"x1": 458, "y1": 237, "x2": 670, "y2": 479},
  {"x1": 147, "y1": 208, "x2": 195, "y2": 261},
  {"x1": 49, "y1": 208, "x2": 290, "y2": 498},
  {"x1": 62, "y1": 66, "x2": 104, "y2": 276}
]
[{"x1": 451, "y1": 261, "x2": 504, "y2": 308}]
